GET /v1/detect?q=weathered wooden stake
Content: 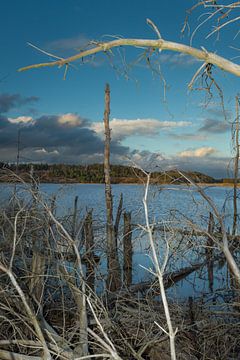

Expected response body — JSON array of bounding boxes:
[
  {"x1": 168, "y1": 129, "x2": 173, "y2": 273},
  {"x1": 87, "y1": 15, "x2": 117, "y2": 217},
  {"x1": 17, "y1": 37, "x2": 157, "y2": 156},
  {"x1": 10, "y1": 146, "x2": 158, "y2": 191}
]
[
  {"x1": 84, "y1": 210, "x2": 95, "y2": 291},
  {"x1": 72, "y1": 195, "x2": 79, "y2": 240},
  {"x1": 29, "y1": 168, "x2": 46, "y2": 303},
  {"x1": 103, "y1": 83, "x2": 121, "y2": 292},
  {"x1": 114, "y1": 193, "x2": 123, "y2": 245},
  {"x1": 123, "y1": 212, "x2": 132, "y2": 286}
]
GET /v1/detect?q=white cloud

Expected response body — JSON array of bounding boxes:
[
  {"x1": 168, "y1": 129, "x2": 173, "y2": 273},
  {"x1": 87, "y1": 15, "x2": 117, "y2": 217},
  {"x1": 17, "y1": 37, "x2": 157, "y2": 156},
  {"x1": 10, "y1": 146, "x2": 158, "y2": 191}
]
[
  {"x1": 169, "y1": 133, "x2": 207, "y2": 141},
  {"x1": 46, "y1": 34, "x2": 90, "y2": 51},
  {"x1": 58, "y1": 113, "x2": 83, "y2": 127},
  {"x1": 178, "y1": 147, "x2": 216, "y2": 158},
  {"x1": 92, "y1": 118, "x2": 191, "y2": 140},
  {"x1": 159, "y1": 53, "x2": 199, "y2": 67},
  {"x1": 35, "y1": 148, "x2": 59, "y2": 155},
  {"x1": 8, "y1": 116, "x2": 34, "y2": 125}
]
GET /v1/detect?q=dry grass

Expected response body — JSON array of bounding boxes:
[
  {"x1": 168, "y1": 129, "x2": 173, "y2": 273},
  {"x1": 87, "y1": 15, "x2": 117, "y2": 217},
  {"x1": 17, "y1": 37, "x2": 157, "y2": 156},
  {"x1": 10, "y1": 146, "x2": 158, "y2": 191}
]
[{"x1": 0, "y1": 175, "x2": 239, "y2": 359}]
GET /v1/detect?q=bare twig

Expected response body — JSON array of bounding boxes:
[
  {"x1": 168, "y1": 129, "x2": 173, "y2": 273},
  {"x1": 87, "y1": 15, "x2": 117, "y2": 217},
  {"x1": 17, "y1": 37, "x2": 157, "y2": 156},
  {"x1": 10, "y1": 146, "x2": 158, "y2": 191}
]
[{"x1": 146, "y1": 18, "x2": 162, "y2": 39}]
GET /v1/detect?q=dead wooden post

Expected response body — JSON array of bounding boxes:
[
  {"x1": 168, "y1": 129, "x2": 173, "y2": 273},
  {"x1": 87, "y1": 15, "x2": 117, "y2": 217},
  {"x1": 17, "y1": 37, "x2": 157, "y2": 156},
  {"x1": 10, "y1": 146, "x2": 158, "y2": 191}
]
[
  {"x1": 29, "y1": 167, "x2": 46, "y2": 303},
  {"x1": 123, "y1": 211, "x2": 132, "y2": 286},
  {"x1": 47, "y1": 194, "x2": 56, "y2": 254},
  {"x1": 16, "y1": 129, "x2": 21, "y2": 175},
  {"x1": 103, "y1": 83, "x2": 121, "y2": 292},
  {"x1": 114, "y1": 193, "x2": 123, "y2": 245},
  {"x1": 187, "y1": 296, "x2": 201, "y2": 358},
  {"x1": 206, "y1": 211, "x2": 214, "y2": 292},
  {"x1": 84, "y1": 210, "x2": 95, "y2": 291},
  {"x1": 29, "y1": 248, "x2": 46, "y2": 302},
  {"x1": 233, "y1": 95, "x2": 239, "y2": 236}
]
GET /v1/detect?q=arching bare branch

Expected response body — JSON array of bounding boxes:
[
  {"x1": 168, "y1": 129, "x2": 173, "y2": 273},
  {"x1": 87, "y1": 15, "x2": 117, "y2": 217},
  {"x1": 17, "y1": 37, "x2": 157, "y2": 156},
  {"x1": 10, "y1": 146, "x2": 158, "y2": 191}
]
[{"x1": 18, "y1": 37, "x2": 240, "y2": 77}]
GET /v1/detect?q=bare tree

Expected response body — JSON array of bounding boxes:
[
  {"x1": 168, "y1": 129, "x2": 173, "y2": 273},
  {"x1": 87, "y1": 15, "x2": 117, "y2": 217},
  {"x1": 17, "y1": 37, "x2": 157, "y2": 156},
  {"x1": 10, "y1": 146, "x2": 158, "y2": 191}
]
[{"x1": 103, "y1": 83, "x2": 121, "y2": 292}]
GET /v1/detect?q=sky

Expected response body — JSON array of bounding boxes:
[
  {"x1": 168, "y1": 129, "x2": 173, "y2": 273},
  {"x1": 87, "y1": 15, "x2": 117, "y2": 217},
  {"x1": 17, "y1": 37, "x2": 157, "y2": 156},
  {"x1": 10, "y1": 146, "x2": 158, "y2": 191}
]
[{"x1": 0, "y1": 0, "x2": 239, "y2": 178}]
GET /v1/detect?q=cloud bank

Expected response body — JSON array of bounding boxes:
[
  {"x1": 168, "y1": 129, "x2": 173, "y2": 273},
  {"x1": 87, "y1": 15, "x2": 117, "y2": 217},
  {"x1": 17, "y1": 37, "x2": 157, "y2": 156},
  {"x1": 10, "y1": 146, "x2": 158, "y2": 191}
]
[
  {"x1": 178, "y1": 146, "x2": 216, "y2": 158},
  {"x1": 0, "y1": 94, "x2": 231, "y2": 178},
  {"x1": 0, "y1": 94, "x2": 38, "y2": 113},
  {"x1": 198, "y1": 119, "x2": 230, "y2": 134},
  {"x1": 92, "y1": 118, "x2": 191, "y2": 141}
]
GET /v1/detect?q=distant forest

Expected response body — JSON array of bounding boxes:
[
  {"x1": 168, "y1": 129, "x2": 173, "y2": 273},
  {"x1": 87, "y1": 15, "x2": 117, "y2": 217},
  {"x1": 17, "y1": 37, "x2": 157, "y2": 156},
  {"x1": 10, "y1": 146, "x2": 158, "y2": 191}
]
[{"x1": 0, "y1": 162, "x2": 224, "y2": 184}]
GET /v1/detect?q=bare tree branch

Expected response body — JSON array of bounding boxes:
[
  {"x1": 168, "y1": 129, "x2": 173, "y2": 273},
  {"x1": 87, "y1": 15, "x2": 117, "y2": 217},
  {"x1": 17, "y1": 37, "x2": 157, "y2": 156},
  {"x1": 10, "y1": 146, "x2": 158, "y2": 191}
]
[{"x1": 18, "y1": 37, "x2": 240, "y2": 77}]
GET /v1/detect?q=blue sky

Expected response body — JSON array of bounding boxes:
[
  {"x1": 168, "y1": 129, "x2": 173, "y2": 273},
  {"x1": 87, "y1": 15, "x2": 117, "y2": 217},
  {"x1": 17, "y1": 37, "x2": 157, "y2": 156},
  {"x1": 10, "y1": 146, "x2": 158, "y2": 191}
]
[{"x1": 0, "y1": 0, "x2": 239, "y2": 177}]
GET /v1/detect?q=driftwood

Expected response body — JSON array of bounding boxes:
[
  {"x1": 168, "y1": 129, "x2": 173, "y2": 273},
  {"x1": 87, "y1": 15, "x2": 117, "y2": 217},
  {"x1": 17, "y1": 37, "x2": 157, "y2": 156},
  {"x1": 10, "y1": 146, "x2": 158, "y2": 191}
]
[
  {"x1": 0, "y1": 350, "x2": 42, "y2": 360},
  {"x1": 128, "y1": 263, "x2": 204, "y2": 294},
  {"x1": 132, "y1": 223, "x2": 240, "y2": 243}
]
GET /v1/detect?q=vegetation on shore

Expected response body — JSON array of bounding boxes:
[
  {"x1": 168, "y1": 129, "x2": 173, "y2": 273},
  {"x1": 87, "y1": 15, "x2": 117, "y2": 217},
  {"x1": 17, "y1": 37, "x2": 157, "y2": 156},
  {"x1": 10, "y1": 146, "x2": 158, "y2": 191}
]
[{"x1": 0, "y1": 162, "x2": 224, "y2": 184}]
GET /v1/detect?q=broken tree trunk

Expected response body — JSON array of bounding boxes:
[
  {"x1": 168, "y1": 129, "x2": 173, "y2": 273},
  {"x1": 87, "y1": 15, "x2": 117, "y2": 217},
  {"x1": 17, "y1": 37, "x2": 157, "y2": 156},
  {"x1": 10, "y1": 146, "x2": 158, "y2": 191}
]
[{"x1": 103, "y1": 83, "x2": 121, "y2": 292}]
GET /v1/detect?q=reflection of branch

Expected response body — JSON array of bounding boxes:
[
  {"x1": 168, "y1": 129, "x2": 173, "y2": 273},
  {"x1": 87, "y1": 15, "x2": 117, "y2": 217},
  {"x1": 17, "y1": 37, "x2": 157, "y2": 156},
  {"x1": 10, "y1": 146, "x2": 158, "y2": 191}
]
[{"x1": 19, "y1": 37, "x2": 240, "y2": 77}]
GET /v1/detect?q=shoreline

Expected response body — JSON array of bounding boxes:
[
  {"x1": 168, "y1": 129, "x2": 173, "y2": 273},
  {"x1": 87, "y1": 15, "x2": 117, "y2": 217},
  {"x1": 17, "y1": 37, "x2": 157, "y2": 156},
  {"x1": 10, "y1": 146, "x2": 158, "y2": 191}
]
[{"x1": 1, "y1": 180, "x2": 239, "y2": 187}]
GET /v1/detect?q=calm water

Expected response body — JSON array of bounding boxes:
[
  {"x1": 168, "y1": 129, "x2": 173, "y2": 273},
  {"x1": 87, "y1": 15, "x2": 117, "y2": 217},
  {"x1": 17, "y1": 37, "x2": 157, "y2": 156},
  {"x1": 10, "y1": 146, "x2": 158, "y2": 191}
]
[
  {"x1": 0, "y1": 182, "x2": 238, "y2": 298},
  {"x1": 1, "y1": 182, "x2": 235, "y2": 221}
]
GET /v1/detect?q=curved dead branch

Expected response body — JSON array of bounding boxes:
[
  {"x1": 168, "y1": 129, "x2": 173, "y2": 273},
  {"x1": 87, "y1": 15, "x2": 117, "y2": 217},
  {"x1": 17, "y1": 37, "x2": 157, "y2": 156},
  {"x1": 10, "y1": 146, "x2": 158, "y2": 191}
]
[{"x1": 18, "y1": 38, "x2": 240, "y2": 77}]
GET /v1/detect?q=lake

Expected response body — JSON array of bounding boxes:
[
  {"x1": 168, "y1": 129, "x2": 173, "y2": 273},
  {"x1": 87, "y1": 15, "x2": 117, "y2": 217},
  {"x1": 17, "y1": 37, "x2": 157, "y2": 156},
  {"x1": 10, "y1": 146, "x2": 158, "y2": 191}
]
[
  {"x1": 0, "y1": 182, "x2": 238, "y2": 299},
  {"x1": 1, "y1": 182, "x2": 235, "y2": 220}
]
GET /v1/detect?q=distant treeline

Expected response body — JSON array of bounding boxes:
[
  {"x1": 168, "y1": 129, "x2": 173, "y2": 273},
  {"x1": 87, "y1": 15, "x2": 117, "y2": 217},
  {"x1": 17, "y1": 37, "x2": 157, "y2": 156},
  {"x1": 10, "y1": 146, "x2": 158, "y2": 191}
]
[{"x1": 0, "y1": 162, "x2": 224, "y2": 184}]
